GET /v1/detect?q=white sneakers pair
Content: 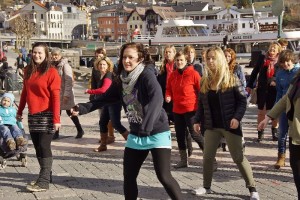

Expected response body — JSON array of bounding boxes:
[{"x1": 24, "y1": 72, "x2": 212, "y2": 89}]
[{"x1": 192, "y1": 187, "x2": 260, "y2": 200}]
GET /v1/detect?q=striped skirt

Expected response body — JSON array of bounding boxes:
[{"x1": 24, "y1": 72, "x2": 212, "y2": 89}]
[{"x1": 28, "y1": 111, "x2": 55, "y2": 134}]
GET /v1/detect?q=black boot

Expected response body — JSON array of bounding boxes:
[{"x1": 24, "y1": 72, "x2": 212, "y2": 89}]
[
  {"x1": 222, "y1": 142, "x2": 227, "y2": 152},
  {"x1": 52, "y1": 130, "x2": 59, "y2": 140},
  {"x1": 186, "y1": 131, "x2": 193, "y2": 157},
  {"x1": 272, "y1": 128, "x2": 278, "y2": 141},
  {"x1": 69, "y1": 112, "x2": 84, "y2": 139},
  {"x1": 75, "y1": 128, "x2": 85, "y2": 139},
  {"x1": 26, "y1": 157, "x2": 52, "y2": 192},
  {"x1": 257, "y1": 130, "x2": 264, "y2": 142}
]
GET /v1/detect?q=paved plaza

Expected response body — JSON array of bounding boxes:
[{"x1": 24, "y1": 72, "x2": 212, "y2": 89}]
[{"x1": 0, "y1": 48, "x2": 298, "y2": 200}]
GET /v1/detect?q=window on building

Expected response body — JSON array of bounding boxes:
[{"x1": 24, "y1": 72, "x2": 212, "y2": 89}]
[
  {"x1": 32, "y1": 6, "x2": 34, "y2": 10},
  {"x1": 130, "y1": 25, "x2": 132, "y2": 29},
  {"x1": 250, "y1": 23, "x2": 253, "y2": 28},
  {"x1": 133, "y1": 17, "x2": 135, "y2": 20},
  {"x1": 41, "y1": 14, "x2": 43, "y2": 19},
  {"x1": 137, "y1": 16, "x2": 139, "y2": 20},
  {"x1": 195, "y1": 16, "x2": 199, "y2": 20},
  {"x1": 242, "y1": 23, "x2": 245, "y2": 28},
  {"x1": 140, "y1": 25, "x2": 142, "y2": 29},
  {"x1": 135, "y1": 25, "x2": 137, "y2": 28}
]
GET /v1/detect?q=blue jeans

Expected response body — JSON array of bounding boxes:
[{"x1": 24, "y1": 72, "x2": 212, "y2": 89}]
[
  {"x1": 0, "y1": 124, "x2": 23, "y2": 142},
  {"x1": 278, "y1": 113, "x2": 289, "y2": 154},
  {"x1": 99, "y1": 103, "x2": 127, "y2": 134}
]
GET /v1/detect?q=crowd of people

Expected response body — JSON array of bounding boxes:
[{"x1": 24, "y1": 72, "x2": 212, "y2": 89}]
[{"x1": 0, "y1": 39, "x2": 299, "y2": 200}]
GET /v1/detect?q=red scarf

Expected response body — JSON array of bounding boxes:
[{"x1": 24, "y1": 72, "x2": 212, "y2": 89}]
[{"x1": 264, "y1": 54, "x2": 278, "y2": 78}]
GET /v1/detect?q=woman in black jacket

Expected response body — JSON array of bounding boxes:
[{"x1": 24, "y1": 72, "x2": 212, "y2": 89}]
[
  {"x1": 72, "y1": 43, "x2": 182, "y2": 200},
  {"x1": 246, "y1": 42, "x2": 282, "y2": 142},
  {"x1": 192, "y1": 47, "x2": 259, "y2": 200}
]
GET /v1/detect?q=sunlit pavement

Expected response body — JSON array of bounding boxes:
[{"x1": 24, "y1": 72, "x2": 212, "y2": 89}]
[{"x1": 0, "y1": 47, "x2": 297, "y2": 200}]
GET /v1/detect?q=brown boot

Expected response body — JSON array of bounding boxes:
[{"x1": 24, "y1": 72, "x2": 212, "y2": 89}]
[
  {"x1": 122, "y1": 130, "x2": 129, "y2": 140},
  {"x1": 16, "y1": 136, "x2": 27, "y2": 147},
  {"x1": 107, "y1": 121, "x2": 115, "y2": 144},
  {"x1": 7, "y1": 139, "x2": 16, "y2": 151},
  {"x1": 94, "y1": 133, "x2": 108, "y2": 152},
  {"x1": 274, "y1": 153, "x2": 285, "y2": 169}
]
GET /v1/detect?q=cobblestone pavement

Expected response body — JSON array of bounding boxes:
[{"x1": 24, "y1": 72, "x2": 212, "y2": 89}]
[{"x1": 0, "y1": 48, "x2": 297, "y2": 200}]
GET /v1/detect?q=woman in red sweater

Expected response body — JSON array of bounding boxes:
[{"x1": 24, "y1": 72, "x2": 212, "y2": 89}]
[
  {"x1": 85, "y1": 57, "x2": 128, "y2": 152},
  {"x1": 17, "y1": 42, "x2": 61, "y2": 192},
  {"x1": 165, "y1": 51, "x2": 203, "y2": 168}
]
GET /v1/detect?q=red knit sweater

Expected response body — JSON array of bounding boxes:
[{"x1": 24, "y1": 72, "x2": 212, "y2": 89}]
[
  {"x1": 17, "y1": 67, "x2": 61, "y2": 123},
  {"x1": 166, "y1": 66, "x2": 201, "y2": 114}
]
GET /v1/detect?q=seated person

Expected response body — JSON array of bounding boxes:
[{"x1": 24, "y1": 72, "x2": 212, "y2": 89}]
[{"x1": 0, "y1": 93, "x2": 27, "y2": 151}]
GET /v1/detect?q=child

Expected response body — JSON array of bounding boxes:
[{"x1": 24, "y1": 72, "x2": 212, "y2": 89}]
[
  {"x1": 274, "y1": 50, "x2": 300, "y2": 169},
  {"x1": 0, "y1": 93, "x2": 27, "y2": 151}
]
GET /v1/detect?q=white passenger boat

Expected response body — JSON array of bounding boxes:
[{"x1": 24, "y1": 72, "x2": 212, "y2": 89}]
[{"x1": 133, "y1": 19, "x2": 300, "y2": 50}]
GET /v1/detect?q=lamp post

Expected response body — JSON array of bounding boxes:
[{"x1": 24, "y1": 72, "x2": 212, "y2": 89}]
[{"x1": 60, "y1": 21, "x2": 63, "y2": 49}]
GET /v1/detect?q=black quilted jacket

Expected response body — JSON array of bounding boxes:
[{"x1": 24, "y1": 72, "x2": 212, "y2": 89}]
[{"x1": 194, "y1": 80, "x2": 247, "y2": 136}]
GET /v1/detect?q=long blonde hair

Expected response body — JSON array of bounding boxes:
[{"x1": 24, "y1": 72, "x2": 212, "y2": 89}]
[
  {"x1": 160, "y1": 45, "x2": 176, "y2": 74},
  {"x1": 201, "y1": 47, "x2": 237, "y2": 93}
]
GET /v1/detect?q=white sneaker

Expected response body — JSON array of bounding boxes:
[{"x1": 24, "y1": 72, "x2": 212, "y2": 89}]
[
  {"x1": 192, "y1": 187, "x2": 212, "y2": 196},
  {"x1": 250, "y1": 192, "x2": 260, "y2": 200}
]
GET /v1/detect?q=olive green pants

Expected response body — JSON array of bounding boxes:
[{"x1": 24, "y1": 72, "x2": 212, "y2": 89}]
[{"x1": 203, "y1": 128, "x2": 256, "y2": 189}]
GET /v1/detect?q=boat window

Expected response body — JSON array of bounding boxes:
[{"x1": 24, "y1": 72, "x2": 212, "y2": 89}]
[{"x1": 162, "y1": 26, "x2": 207, "y2": 37}]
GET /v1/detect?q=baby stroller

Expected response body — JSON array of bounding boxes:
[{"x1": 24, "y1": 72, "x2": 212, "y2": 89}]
[
  {"x1": 0, "y1": 97, "x2": 28, "y2": 169},
  {"x1": 0, "y1": 121, "x2": 28, "y2": 169}
]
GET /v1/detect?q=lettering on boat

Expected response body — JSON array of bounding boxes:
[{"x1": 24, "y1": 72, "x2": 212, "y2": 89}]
[{"x1": 232, "y1": 35, "x2": 252, "y2": 40}]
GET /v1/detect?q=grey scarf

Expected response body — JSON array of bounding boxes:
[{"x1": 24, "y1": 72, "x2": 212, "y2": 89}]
[{"x1": 120, "y1": 63, "x2": 145, "y2": 94}]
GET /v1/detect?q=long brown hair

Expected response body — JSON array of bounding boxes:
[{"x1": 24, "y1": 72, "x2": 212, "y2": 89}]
[
  {"x1": 117, "y1": 42, "x2": 153, "y2": 75},
  {"x1": 24, "y1": 42, "x2": 51, "y2": 80},
  {"x1": 224, "y1": 48, "x2": 236, "y2": 74}
]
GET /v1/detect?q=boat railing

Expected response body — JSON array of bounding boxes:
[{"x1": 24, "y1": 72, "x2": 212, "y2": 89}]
[
  {"x1": 208, "y1": 33, "x2": 227, "y2": 36},
  {"x1": 161, "y1": 33, "x2": 208, "y2": 37},
  {"x1": 133, "y1": 35, "x2": 155, "y2": 40}
]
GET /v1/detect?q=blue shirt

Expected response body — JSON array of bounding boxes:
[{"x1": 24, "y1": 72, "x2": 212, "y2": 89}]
[{"x1": 276, "y1": 65, "x2": 300, "y2": 102}]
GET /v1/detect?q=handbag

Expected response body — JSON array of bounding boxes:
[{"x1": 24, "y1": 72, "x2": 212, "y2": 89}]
[{"x1": 249, "y1": 88, "x2": 257, "y2": 104}]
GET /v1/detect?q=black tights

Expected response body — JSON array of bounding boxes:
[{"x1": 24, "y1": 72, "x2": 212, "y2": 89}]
[
  {"x1": 290, "y1": 139, "x2": 300, "y2": 200},
  {"x1": 123, "y1": 147, "x2": 182, "y2": 200},
  {"x1": 30, "y1": 132, "x2": 53, "y2": 158}
]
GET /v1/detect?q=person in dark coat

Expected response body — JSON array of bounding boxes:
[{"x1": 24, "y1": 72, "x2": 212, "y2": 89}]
[
  {"x1": 0, "y1": 56, "x2": 9, "y2": 90},
  {"x1": 71, "y1": 42, "x2": 183, "y2": 200},
  {"x1": 246, "y1": 42, "x2": 282, "y2": 142},
  {"x1": 157, "y1": 45, "x2": 176, "y2": 124},
  {"x1": 193, "y1": 47, "x2": 259, "y2": 200}
]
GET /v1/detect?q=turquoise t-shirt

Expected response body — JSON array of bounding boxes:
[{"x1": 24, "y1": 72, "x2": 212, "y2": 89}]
[{"x1": 125, "y1": 130, "x2": 172, "y2": 150}]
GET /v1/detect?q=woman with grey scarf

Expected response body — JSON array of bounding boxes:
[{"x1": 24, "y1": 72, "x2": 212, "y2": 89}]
[{"x1": 72, "y1": 43, "x2": 183, "y2": 199}]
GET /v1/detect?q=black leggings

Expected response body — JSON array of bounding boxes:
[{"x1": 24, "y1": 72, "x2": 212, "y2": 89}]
[
  {"x1": 30, "y1": 132, "x2": 53, "y2": 158},
  {"x1": 123, "y1": 147, "x2": 182, "y2": 200},
  {"x1": 174, "y1": 112, "x2": 204, "y2": 150}
]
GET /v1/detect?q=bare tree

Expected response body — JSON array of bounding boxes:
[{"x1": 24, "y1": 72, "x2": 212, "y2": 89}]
[{"x1": 9, "y1": 15, "x2": 36, "y2": 50}]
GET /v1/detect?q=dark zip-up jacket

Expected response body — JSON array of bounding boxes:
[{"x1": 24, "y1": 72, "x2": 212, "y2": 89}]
[
  {"x1": 77, "y1": 64, "x2": 169, "y2": 137},
  {"x1": 194, "y1": 79, "x2": 247, "y2": 136}
]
